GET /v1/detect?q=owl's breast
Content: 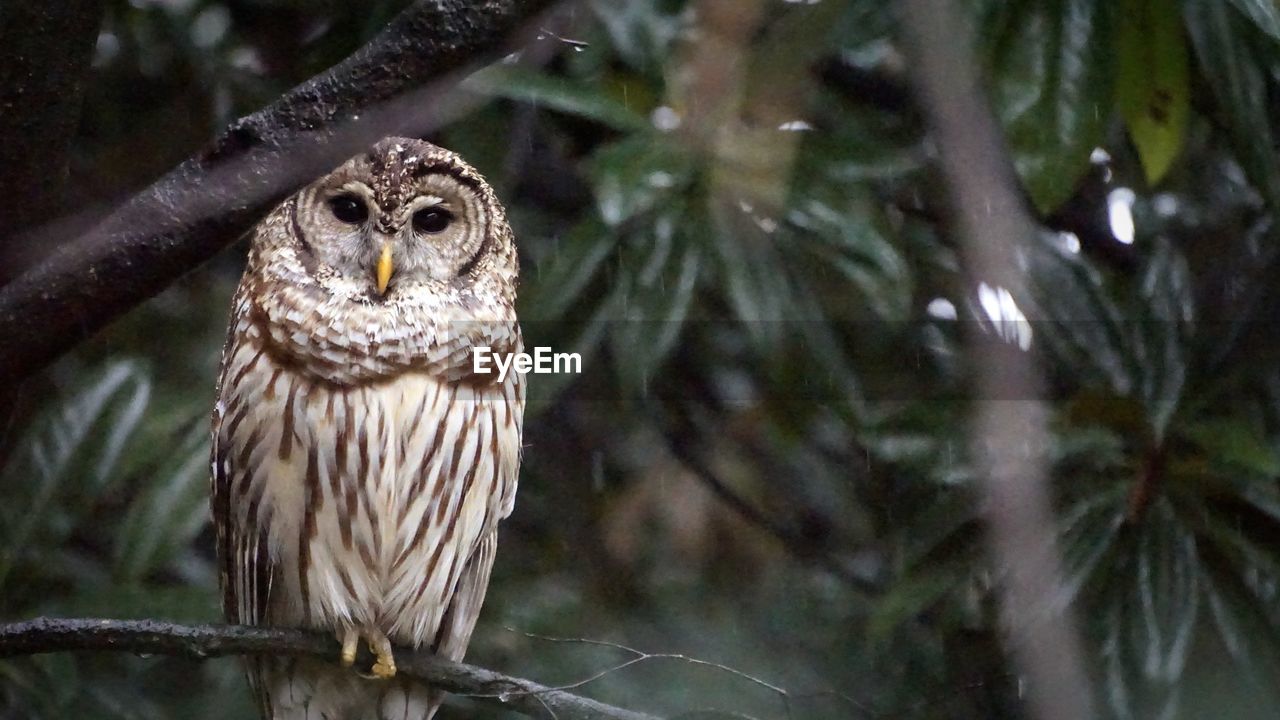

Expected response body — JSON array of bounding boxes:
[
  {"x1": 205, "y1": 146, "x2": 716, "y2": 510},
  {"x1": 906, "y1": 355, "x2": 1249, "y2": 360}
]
[
  {"x1": 247, "y1": 274, "x2": 521, "y2": 387},
  {"x1": 220, "y1": 326, "x2": 523, "y2": 646}
]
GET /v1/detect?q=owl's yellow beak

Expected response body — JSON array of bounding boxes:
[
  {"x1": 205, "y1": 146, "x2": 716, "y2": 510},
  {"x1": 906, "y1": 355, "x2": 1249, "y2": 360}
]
[{"x1": 375, "y1": 242, "x2": 394, "y2": 295}]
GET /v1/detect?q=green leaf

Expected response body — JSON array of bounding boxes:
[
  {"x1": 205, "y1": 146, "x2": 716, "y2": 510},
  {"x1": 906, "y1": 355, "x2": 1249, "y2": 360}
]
[
  {"x1": 1028, "y1": 236, "x2": 1194, "y2": 440},
  {"x1": 1027, "y1": 238, "x2": 1133, "y2": 396},
  {"x1": 113, "y1": 420, "x2": 210, "y2": 582},
  {"x1": 1185, "y1": 0, "x2": 1280, "y2": 206},
  {"x1": 1133, "y1": 509, "x2": 1199, "y2": 683},
  {"x1": 0, "y1": 362, "x2": 151, "y2": 586},
  {"x1": 520, "y1": 216, "x2": 619, "y2": 321},
  {"x1": 897, "y1": 489, "x2": 979, "y2": 568},
  {"x1": 789, "y1": 188, "x2": 912, "y2": 320},
  {"x1": 1134, "y1": 239, "x2": 1192, "y2": 438},
  {"x1": 708, "y1": 202, "x2": 795, "y2": 352},
  {"x1": 870, "y1": 524, "x2": 980, "y2": 646},
  {"x1": 1100, "y1": 503, "x2": 1199, "y2": 719},
  {"x1": 1186, "y1": 500, "x2": 1280, "y2": 711},
  {"x1": 1199, "y1": 541, "x2": 1280, "y2": 693},
  {"x1": 867, "y1": 491, "x2": 980, "y2": 644},
  {"x1": 987, "y1": 0, "x2": 1114, "y2": 213},
  {"x1": 587, "y1": 0, "x2": 687, "y2": 73},
  {"x1": 465, "y1": 65, "x2": 651, "y2": 133},
  {"x1": 1189, "y1": 486, "x2": 1280, "y2": 582},
  {"x1": 586, "y1": 136, "x2": 695, "y2": 227},
  {"x1": 1116, "y1": 0, "x2": 1190, "y2": 184},
  {"x1": 608, "y1": 220, "x2": 702, "y2": 394},
  {"x1": 1, "y1": 654, "x2": 78, "y2": 718},
  {"x1": 522, "y1": 297, "x2": 610, "y2": 418},
  {"x1": 1183, "y1": 418, "x2": 1280, "y2": 477},
  {"x1": 867, "y1": 557, "x2": 965, "y2": 646},
  {"x1": 796, "y1": 99, "x2": 925, "y2": 182},
  {"x1": 42, "y1": 361, "x2": 152, "y2": 492},
  {"x1": 1227, "y1": 0, "x2": 1280, "y2": 42},
  {"x1": 1058, "y1": 485, "x2": 1127, "y2": 600},
  {"x1": 48, "y1": 585, "x2": 219, "y2": 623}
]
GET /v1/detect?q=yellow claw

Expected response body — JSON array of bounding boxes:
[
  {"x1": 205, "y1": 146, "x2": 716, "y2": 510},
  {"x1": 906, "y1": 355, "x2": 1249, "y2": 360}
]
[
  {"x1": 370, "y1": 634, "x2": 396, "y2": 679},
  {"x1": 375, "y1": 242, "x2": 394, "y2": 295},
  {"x1": 340, "y1": 628, "x2": 358, "y2": 667},
  {"x1": 342, "y1": 628, "x2": 397, "y2": 679}
]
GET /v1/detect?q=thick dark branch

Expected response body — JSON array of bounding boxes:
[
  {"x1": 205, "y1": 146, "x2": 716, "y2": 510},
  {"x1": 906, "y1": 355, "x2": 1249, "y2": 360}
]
[
  {"x1": 0, "y1": 0, "x2": 557, "y2": 385},
  {"x1": 0, "y1": 617, "x2": 658, "y2": 720},
  {"x1": 0, "y1": 1, "x2": 104, "y2": 242}
]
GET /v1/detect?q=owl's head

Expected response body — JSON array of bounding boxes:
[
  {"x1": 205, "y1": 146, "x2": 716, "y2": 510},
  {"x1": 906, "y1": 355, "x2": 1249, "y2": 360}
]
[{"x1": 268, "y1": 137, "x2": 516, "y2": 305}]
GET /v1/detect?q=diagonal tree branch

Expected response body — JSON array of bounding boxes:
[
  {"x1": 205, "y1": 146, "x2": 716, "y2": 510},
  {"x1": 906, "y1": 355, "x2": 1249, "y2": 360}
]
[
  {"x1": 0, "y1": 0, "x2": 559, "y2": 385},
  {"x1": 0, "y1": 617, "x2": 659, "y2": 720}
]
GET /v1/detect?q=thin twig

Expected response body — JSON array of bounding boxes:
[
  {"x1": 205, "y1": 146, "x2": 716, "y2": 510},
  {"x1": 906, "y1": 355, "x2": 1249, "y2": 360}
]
[
  {"x1": 514, "y1": 630, "x2": 791, "y2": 699},
  {"x1": 504, "y1": 628, "x2": 883, "y2": 720},
  {"x1": 0, "y1": 617, "x2": 657, "y2": 720}
]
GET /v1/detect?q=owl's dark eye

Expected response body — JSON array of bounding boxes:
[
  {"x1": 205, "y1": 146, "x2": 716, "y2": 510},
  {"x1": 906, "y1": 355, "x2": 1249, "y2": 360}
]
[
  {"x1": 413, "y1": 207, "x2": 453, "y2": 234},
  {"x1": 328, "y1": 194, "x2": 368, "y2": 224}
]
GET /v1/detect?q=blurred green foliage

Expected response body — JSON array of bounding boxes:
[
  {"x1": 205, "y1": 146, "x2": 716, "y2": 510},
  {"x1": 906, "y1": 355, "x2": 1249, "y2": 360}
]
[{"x1": 10, "y1": 0, "x2": 1280, "y2": 718}]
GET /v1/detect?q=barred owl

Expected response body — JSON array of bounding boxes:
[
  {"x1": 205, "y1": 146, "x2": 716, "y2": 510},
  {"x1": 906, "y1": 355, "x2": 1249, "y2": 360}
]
[{"x1": 211, "y1": 138, "x2": 524, "y2": 719}]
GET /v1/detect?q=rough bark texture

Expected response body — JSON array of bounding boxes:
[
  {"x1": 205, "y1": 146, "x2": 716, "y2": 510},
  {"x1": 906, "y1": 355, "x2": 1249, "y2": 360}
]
[
  {"x1": 0, "y1": 617, "x2": 659, "y2": 720},
  {"x1": 0, "y1": 0, "x2": 557, "y2": 386},
  {"x1": 0, "y1": 1, "x2": 105, "y2": 241}
]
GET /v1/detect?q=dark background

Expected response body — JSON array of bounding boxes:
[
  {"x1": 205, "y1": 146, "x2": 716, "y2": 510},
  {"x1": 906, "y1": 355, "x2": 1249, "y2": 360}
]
[{"x1": 6, "y1": 0, "x2": 1280, "y2": 718}]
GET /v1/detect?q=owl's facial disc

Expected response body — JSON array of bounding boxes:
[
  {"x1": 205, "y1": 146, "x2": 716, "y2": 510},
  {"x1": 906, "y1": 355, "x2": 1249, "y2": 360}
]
[
  {"x1": 295, "y1": 147, "x2": 494, "y2": 301},
  {"x1": 303, "y1": 182, "x2": 388, "y2": 297},
  {"x1": 392, "y1": 175, "x2": 489, "y2": 285}
]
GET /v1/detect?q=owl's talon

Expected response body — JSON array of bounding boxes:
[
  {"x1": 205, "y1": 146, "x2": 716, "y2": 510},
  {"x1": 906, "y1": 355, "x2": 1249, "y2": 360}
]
[
  {"x1": 370, "y1": 633, "x2": 396, "y2": 679},
  {"x1": 371, "y1": 654, "x2": 396, "y2": 679},
  {"x1": 340, "y1": 628, "x2": 358, "y2": 667}
]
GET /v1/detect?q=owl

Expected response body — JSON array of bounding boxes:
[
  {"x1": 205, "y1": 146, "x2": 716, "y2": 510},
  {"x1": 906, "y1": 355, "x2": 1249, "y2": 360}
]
[{"x1": 211, "y1": 137, "x2": 524, "y2": 719}]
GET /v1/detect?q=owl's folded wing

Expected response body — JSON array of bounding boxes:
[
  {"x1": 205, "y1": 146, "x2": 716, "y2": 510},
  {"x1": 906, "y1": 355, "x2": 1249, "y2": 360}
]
[{"x1": 211, "y1": 379, "x2": 280, "y2": 717}]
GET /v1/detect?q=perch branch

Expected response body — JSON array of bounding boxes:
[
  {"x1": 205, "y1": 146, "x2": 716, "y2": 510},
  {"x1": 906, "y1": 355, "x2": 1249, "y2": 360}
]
[
  {"x1": 0, "y1": 617, "x2": 658, "y2": 720},
  {"x1": 0, "y1": 0, "x2": 558, "y2": 384}
]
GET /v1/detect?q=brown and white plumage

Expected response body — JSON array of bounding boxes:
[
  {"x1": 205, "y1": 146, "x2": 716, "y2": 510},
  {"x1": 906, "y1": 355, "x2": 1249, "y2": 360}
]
[{"x1": 211, "y1": 138, "x2": 524, "y2": 719}]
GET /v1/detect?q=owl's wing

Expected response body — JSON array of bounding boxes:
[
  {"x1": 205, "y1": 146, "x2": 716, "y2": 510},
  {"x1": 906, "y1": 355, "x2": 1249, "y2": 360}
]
[
  {"x1": 427, "y1": 371, "x2": 523, "y2": 660},
  {"x1": 432, "y1": 530, "x2": 499, "y2": 660},
  {"x1": 211, "y1": 393, "x2": 274, "y2": 628},
  {"x1": 211, "y1": 305, "x2": 280, "y2": 716},
  {"x1": 405, "y1": 531, "x2": 499, "y2": 717},
  {"x1": 212, "y1": 384, "x2": 280, "y2": 717}
]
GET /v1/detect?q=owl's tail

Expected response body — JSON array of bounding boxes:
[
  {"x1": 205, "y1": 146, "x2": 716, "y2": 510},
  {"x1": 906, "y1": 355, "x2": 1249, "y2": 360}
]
[{"x1": 253, "y1": 657, "x2": 441, "y2": 720}]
